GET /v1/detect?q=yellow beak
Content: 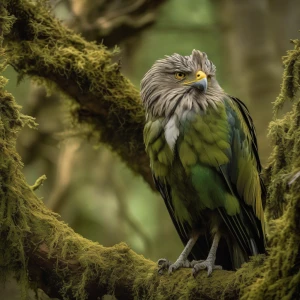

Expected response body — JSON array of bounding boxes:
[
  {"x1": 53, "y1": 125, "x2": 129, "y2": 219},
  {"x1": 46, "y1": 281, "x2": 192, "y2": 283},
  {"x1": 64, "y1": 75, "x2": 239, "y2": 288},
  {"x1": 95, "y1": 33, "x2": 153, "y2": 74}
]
[{"x1": 184, "y1": 71, "x2": 207, "y2": 92}]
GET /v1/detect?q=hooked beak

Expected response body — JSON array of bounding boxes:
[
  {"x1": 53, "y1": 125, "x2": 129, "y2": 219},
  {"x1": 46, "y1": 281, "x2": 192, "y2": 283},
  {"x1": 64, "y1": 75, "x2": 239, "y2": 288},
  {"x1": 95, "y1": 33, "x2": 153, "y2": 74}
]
[
  {"x1": 191, "y1": 77, "x2": 207, "y2": 92},
  {"x1": 184, "y1": 70, "x2": 207, "y2": 92}
]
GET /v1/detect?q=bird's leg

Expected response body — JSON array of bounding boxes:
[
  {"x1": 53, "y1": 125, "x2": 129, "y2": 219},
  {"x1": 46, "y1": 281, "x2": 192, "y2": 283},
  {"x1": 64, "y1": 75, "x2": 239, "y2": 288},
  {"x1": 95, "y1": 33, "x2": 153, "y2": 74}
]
[
  {"x1": 158, "y1": 233, "x2": 200, "y2": 274},
  {"x1": 191, "y1": 232, "x2": 222, "y2": 277}
]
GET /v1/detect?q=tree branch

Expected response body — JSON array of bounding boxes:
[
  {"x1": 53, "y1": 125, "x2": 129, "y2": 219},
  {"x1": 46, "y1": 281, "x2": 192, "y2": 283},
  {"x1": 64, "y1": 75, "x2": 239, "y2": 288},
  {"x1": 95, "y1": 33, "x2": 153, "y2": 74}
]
[
  {"x1": 1, "y1": 0, "x2": 154, "y2": 189},
  {"x1": 68, "y1": 0, "x2": 167, "y2": 47},
  {"x1": 27, "y1": 238, "x2": 241, "y2": 300}
]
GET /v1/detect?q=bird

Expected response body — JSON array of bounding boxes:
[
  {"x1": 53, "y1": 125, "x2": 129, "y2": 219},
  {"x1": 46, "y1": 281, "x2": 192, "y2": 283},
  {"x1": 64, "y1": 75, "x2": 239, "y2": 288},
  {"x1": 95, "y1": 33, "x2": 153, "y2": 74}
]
[{"x1": 140, "y1": 50, "x2": 266, "y2": 276}]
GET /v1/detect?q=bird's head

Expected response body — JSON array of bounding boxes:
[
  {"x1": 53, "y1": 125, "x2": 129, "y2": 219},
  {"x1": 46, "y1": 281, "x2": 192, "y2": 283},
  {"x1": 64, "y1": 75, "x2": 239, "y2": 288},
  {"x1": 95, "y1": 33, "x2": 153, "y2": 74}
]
[{"x1": 141, "y1": 50, "x2": 224, "y2": 118}]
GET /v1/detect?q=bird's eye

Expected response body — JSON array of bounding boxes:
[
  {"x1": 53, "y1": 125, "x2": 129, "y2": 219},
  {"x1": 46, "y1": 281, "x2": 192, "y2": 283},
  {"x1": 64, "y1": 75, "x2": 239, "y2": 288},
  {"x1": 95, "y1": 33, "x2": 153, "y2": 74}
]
[{"x1": 174, "y1": 72, "x2": 186, "y2": 80}]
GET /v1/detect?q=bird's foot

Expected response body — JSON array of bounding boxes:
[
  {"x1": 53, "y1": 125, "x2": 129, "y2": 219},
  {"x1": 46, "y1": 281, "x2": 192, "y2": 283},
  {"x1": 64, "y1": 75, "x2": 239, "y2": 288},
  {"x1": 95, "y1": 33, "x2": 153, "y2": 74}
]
[
  {"x1": 157, "y1": 258, "x2": 192, "y2": 274},
  {"x1": 191, "y1": 259, "x2": 222, "y2": 277},
  {"x1": 157, "y1": 258, "x2": 172, "y2": 274}
]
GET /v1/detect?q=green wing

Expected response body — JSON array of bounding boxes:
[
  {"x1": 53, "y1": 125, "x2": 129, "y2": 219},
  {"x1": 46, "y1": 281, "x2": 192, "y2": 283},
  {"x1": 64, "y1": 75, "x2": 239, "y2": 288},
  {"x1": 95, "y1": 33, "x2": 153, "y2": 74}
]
[
  {"x1": 223, "y1": 95, "x2": 266, "y2": 253},
  {"x1": 227, "y1": 96, "x2": 266, "y2": 210},
  {"x1": 177, "y1": 97, "x2": 266, "y2": 256}
]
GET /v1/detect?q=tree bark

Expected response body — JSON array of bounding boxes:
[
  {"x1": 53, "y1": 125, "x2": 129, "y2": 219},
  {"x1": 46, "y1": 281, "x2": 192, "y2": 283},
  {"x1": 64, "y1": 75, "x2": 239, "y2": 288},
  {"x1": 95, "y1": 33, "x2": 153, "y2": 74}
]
[{"x1": 0, "y1": 1, "x2": 300, "y2": 299}]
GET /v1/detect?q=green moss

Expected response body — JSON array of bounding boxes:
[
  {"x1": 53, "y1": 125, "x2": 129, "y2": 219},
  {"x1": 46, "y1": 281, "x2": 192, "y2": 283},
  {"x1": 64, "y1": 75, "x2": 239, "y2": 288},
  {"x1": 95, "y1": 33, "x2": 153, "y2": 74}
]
[
  {"x1": 1, "y1": 0, "x2": 150, "y2": 186},
  {"x1": 273, "y1": 39, "x2": 300, "y2": 112},
  {"x1": 0, "y1": 73, "x2": 35, "y2": 298},
  {"x1": 241, "y1": 39, "x2": 300, "y2": 299},
  {"x1": 30, "y1": 174, "x2": 47, "y2": 191}
]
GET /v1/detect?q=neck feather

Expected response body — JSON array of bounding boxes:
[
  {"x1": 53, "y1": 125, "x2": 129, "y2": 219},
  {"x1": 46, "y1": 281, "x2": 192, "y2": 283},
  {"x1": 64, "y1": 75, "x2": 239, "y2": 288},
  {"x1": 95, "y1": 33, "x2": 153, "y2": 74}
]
[{"x1": 145, "y1": 87, "x2": 226, "y2": 120}]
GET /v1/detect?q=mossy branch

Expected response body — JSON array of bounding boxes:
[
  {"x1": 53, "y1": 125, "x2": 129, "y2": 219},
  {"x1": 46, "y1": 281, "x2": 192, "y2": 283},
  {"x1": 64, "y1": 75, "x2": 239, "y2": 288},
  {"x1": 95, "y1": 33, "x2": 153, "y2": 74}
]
[
  {"x1": 0, "y1": 0, "x2": 154, "y2": 189},
  {"x1": 1, "y1": 0, "x2": 300, "y2": 299},
  {"x1": 0, "y1": 76, "x2": 244, "y2": 300}
]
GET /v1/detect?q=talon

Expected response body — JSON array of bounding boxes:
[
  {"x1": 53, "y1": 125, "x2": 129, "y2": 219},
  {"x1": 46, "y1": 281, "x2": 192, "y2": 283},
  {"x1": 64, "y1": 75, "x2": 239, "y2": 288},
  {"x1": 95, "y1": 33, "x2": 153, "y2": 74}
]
[
  {"x1": 192, "y1": 260, "x2": 222, "y2": 277},
  {"x1": 190, "y1": 259, "x2": 204, "y2": 267},
  {"x1": 158, "y1": 268, "x2": 164, "y2": 275},
  {"x1": 168, "y1": 262, "x2": 180, "y2": 274},
  {"x1": 168, "y1": 265, "x2": 175, "y2": 274},
  {"x1": 157, "y1": 258, "x2": 168, "y2": 266},
  {"x1": 157, "y1": 258, "x2": 172, "y2": 274},
  {"x1": 192, "y1": 268, "x2": 197, "y2": 278}
]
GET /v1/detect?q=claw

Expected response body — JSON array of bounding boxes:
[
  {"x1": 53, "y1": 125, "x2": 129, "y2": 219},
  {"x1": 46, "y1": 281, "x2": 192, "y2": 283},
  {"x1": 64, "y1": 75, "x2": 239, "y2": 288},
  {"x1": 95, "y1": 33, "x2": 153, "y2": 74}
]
[
  {"x1": 192, "y1": 260, "x2": 222, "y2": 277},
  {"x1": 157, "y1": 258, "x2": 169, "y2": 266},
  {"x1": 157, "y1": 258, "x2": 172, "y2": 275},
  {"x1": 157, "y1": 257, "x2": 193, "y2": 274},
  {"x1": 168, "y1": 265, "x2": 176, "y2": 274}
]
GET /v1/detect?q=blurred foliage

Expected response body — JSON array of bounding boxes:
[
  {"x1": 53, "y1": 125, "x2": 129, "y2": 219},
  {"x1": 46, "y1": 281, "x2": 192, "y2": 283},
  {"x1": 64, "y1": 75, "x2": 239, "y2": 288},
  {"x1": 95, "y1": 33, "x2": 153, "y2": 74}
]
[
  {"x1": 1, "y1": 0, "x2": 299, "y2": 298},
  {"x1": 122, "y1": 0, "x2": 222, "y2": 87}
]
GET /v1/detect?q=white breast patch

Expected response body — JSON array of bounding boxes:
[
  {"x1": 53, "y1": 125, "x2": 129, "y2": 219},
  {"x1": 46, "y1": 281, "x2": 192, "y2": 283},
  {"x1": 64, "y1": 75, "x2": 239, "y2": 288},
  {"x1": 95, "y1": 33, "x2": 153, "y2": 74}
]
[{"x1": 164, "y1": 115, "x2": 180, "y2": 152}]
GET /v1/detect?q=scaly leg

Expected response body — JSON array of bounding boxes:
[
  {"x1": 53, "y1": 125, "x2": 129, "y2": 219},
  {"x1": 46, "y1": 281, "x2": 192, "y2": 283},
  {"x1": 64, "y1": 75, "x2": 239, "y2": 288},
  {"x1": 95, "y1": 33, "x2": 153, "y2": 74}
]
[
  {"x1": 192, "y1": 232, "x2": 222, "y2": 277},
  {"x1": 158, "y1": 233, "x2": 200, "y2": 274}
]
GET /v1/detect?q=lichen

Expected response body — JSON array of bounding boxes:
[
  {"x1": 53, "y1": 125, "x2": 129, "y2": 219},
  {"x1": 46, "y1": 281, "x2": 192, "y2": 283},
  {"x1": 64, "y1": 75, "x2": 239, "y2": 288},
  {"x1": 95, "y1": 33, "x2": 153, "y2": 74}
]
[
  {"x1": 1, "y1": 0, "x2": 151, "y2": 186},
  {"x1": 30, "y1": 174, "x2": 47, "y2": 191},
  {"x1": 0, "y1": 71, "x2": 36, "y2": 298}
]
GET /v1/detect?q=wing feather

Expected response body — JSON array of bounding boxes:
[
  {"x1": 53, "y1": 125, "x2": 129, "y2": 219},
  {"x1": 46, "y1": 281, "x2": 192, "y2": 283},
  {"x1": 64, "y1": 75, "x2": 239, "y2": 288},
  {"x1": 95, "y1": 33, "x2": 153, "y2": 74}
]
[
  {"x1": 229, "y1": 96, "x2": 266, "y2": 207},
  {"x1": 187, "y1": 96, "x2": 266, "y2": 256},
  {"x1": 220, "y1": 96, "x2": 266, "y2": 254}
]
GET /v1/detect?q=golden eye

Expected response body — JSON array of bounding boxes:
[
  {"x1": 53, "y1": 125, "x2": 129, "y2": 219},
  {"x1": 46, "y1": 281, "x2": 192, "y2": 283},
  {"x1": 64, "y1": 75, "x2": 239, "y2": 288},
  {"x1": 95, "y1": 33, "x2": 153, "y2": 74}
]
[{"x1": 174, "y1": 72, "x2": 186, "y2": 80}]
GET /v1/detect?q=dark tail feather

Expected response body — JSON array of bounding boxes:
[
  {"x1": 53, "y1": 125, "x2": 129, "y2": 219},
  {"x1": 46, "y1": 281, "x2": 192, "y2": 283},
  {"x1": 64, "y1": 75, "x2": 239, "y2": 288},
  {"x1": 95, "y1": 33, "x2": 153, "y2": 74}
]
[
  {"x1": 215, "y1": 237, "x2": 235, "y2": 270},
  {"x1": 230, "y1": 240, "x2": 248, "y2": 270}
]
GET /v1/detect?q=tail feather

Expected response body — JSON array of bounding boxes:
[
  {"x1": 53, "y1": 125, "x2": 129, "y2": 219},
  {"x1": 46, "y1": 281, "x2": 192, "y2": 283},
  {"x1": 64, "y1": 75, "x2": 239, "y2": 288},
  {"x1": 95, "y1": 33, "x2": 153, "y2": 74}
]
[{"x1": 230, "y1": 240, "x2": 248, "y2": 270}]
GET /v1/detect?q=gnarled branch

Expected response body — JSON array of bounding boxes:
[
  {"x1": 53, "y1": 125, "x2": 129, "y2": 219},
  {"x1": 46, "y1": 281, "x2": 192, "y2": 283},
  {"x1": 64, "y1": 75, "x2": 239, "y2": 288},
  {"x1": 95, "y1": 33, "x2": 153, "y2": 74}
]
[{"x1": 1, "y1": 0, "x2": 153, "y2": 189}]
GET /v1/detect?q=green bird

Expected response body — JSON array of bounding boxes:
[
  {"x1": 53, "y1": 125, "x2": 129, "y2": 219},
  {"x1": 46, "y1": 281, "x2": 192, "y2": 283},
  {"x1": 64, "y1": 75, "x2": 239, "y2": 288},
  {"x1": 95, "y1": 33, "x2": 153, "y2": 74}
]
[{"x1": 141, "y1": 50, "x2": 266, "y2": 276}]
